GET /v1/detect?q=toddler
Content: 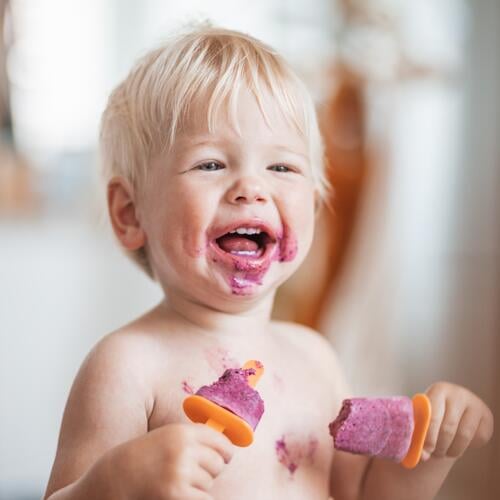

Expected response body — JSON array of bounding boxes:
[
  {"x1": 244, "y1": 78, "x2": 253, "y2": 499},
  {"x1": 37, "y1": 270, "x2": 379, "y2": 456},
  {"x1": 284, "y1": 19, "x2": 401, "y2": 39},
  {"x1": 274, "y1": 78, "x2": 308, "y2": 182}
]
[{"x1": 44, "y1": 25, "x2": 493, "y2": 500}]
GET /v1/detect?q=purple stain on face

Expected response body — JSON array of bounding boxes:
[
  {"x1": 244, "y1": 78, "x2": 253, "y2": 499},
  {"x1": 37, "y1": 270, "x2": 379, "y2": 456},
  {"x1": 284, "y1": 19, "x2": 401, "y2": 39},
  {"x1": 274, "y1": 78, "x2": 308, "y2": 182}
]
[
  {"x1": 227, "y1": 225, "x2": 298, "y2": 294},
  {"x1": 275, "y1": 434, "x2": 318, "y2": 477},
  {"x1": 278, "y1": 224, "x2": 298, "y2": 263},
  {"x1": 230, "y1": 274, "x2": 264, "y2": 295}
]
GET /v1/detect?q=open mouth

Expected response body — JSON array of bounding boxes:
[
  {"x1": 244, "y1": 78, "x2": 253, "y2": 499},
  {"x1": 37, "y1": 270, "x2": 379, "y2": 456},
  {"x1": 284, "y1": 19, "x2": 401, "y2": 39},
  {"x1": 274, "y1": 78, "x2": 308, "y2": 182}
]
[{"x1": 215, "y1": 228, "x2": 274, "y2": 258}]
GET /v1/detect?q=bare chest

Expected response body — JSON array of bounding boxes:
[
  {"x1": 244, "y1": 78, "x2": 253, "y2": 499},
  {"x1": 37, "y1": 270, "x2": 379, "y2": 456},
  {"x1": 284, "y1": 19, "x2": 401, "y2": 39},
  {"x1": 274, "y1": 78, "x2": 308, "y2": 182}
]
[{"x1": 148, "y1": 351, "x2": 337, "y2": 499}]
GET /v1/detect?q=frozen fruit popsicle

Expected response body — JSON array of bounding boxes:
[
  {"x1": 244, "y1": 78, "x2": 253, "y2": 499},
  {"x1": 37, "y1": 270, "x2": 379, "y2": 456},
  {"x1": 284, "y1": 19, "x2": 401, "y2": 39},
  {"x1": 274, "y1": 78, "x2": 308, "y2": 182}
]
[
  {"x1": 329, "y1": 394, "x2": 431, "y2": 469},
  {"x1": 183, "y1": 360, "x2": 265, "y2": 447}
]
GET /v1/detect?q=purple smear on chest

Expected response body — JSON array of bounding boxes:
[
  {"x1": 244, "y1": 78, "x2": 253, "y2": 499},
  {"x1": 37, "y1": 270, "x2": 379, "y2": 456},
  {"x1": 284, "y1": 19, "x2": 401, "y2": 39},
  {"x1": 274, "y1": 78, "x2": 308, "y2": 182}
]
[
  {"x1": 181, "y1": 380, "x2": 195, "y2": 394},
  {"x1": 275, "y1": 434, "x2": 318, "y2": 476}
]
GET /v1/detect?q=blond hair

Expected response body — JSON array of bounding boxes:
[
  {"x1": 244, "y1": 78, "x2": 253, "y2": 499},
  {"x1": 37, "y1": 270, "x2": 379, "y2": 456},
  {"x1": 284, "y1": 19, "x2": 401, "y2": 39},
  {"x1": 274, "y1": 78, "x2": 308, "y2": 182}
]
[{"x1": 100, "y1": 23, "x2": 329, "y2": 278}]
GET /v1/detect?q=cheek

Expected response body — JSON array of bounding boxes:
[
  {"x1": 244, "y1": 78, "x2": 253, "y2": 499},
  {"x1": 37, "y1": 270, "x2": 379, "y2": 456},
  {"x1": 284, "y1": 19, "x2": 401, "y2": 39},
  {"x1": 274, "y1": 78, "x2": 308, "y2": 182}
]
[
  {"x1": 162, "y1": 186, "x2": 218, "y2": 257},
  {"x1": 276, "y1": 186, "x2": 315, "y2": 263},
  {"x1": 287, "y1": 187, "x2": 315, "y2": 232}
]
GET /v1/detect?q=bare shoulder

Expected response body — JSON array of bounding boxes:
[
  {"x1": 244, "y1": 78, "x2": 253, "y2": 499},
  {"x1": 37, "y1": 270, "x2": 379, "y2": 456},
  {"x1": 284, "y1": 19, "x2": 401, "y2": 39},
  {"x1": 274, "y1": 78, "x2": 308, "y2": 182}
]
[
  {"x1": 83, "y1": 304, "x2": 175, "y2": 384},
  {"x1": 45, "y1": 311, "x2": 167, "y2": 496},
  {"x1": 63, "y1": 310, "x2": 169, "y2": 440},
  {"x1": 88, "y1": 311, "x2": 163, "y2": 370}
]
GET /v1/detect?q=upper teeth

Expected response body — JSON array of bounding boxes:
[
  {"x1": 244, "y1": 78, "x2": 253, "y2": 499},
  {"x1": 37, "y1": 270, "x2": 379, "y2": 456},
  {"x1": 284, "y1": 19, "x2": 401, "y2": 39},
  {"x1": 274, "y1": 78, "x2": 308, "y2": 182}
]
[{"x1": 230, "y1": 227, "x2": 262, "y2": 235}]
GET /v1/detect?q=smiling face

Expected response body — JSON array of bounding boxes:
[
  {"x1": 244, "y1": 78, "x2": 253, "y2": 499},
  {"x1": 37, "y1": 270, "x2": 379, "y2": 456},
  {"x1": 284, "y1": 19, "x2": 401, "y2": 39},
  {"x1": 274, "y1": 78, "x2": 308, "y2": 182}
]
[{"x1": 137, "y1": 88, "x2": 316, "y2": 312}]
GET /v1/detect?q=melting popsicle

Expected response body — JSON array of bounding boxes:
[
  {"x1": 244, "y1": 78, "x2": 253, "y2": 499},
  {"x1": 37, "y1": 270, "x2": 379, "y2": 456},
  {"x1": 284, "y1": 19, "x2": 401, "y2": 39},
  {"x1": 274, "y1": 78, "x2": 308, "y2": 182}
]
[
  {"x1": 329, "y1": 394, "x2": 431, "y2": 469},
  {"x1": 183, "y1": 360, "x2": 265, "y2": 447}
]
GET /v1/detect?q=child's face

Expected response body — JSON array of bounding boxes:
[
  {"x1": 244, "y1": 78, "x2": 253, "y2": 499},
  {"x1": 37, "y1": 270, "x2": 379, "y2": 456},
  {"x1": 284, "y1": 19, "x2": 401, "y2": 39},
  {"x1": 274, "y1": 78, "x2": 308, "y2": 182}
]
[{"x1": 140, "y1": 87, "x2": 316, "y2": 311}]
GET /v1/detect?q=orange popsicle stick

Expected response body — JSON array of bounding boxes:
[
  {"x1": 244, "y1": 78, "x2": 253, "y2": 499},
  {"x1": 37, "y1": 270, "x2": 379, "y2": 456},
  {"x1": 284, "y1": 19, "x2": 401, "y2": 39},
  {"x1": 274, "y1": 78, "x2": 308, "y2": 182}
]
[
  {"x1": 183, "y1": 395, "x2": 254, "y2": 446},
  {"x1": 243, "y1": 359, "x2": 264, "y2": 387},
  {"x1": 401, "y1": 393, "x2": 432, "y2": 469},
  {"x1": 183, "y1": 360, "x2": 264, "y2": 447}
]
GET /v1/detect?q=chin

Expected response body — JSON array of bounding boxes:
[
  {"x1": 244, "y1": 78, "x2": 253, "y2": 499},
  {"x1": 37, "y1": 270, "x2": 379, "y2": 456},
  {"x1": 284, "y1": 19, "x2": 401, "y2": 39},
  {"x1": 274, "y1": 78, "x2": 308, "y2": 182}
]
[{"x1": 214, "y1": 267, "x2": 296, "y2": 311}]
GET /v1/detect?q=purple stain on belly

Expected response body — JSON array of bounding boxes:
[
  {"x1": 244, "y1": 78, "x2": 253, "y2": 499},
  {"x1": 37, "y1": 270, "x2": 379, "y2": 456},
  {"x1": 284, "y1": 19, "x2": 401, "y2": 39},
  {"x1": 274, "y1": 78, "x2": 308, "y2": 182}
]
[{"x1": 275, "y1": 434, "x2": 318, "y2": 477}]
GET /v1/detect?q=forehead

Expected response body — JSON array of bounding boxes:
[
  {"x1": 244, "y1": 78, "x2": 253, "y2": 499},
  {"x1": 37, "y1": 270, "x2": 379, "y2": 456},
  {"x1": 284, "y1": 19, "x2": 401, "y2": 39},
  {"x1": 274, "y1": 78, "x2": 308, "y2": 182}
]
[{"x1": 174, "y1": 86, "x2": 308, "y2": 152}]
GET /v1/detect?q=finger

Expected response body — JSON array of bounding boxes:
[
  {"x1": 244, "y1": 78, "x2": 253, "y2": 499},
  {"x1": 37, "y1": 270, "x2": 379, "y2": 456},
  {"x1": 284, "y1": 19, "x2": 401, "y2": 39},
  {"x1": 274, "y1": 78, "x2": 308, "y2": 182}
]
[
  {"x1": 447, "y1": 408, "x2": 478, "y2": 457},
  {"x1": 186, "y1": 488, "x2": 213, "y2": 500},
  {"x1": 191, "y1": 467, "x2": 214, "y2": 492},
  {"x1": 423, "y1": 393, "x2": 446, "y2": 456},
  {"x1": 195, "y1": 424, "x2": 234, "y2": 464},
  {"x1": 471, "y1": 407, "x2": 495, "y2": 448},
  {"x1": 198, "y1": 446, "x2": 226, "y2": 478},
  {"x1": 433, "y1": 398, "x2": 464, "y2": 458}
]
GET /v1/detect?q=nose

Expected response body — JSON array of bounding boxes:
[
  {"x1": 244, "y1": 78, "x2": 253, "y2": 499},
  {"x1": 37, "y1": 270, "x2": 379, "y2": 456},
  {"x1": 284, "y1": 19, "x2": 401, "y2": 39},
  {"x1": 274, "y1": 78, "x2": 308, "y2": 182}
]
[{"x1": 225, "y1": 176, "x2": 268, "y2": 205}]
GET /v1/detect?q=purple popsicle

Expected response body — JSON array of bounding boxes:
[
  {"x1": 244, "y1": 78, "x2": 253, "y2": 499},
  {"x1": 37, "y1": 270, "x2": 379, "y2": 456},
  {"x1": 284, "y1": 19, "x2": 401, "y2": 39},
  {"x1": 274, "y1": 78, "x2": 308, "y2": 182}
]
[
  {"x1": 329, "y1": 397, "x2": 415, "y2": 461},
  {"x1": 196, "y1": 367, "x2": 265, "y2": 430}
]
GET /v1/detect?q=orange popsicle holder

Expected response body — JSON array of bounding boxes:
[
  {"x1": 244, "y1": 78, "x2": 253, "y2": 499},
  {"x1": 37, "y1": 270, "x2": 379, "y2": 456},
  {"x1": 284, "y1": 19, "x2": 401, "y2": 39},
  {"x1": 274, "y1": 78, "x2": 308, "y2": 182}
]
[
  {"x1": 183, "y1": 360, "x2": 264, "y2": 447},
  {"x1": 401, "y1": 393, "x2": 432, "y2": 469}
]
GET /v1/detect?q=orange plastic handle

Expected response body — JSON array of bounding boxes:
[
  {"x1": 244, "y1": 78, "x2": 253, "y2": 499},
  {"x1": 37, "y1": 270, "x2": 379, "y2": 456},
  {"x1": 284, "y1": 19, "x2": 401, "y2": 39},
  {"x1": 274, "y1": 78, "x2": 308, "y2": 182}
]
[
  {"x1": 401, "y1": 393, "x2": 432, "y2": 469},
  {"x1": 183, "y1": 360, "x2": 264, "y2": 447},
  {"x1": 242, "y1": 359, "x2": 264, "y2": 387},
  {"x1": 183, "y1": 395, "x2": 254, "y2": 446}
]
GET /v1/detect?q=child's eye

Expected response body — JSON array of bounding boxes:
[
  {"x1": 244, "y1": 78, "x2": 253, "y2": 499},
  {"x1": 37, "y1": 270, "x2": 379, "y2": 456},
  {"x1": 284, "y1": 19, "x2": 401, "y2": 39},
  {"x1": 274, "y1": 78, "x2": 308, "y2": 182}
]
[
  {"x1": 269, "y1": 164, "x2": 293, "y2": 173},
  {"x1": 196, "y1": 161, "x2": 224, "y2": 172}
]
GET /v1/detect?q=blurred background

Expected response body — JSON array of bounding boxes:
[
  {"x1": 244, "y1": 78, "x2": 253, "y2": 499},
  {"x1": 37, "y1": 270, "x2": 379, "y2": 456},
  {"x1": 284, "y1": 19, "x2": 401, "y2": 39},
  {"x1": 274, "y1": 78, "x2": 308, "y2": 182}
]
[{"x1": 0, "y1": 0, "x2": 498, "y2": 499}]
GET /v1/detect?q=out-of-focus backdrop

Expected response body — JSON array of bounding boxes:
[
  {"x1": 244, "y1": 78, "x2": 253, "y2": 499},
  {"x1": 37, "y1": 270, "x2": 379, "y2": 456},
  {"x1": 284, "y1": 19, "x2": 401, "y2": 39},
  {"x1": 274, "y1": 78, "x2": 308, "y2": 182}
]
[{"x1": 0, "y1": 1, "x2": 498, "y2": 499}]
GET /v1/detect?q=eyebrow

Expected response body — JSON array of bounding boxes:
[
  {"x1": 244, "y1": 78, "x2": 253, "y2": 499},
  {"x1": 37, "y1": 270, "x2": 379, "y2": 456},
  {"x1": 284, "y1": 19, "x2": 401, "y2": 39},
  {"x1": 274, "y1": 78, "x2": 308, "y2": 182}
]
[
  {"x1": 184, "y1": 137, "x2": 228, "y2": 148},
  {"x1": 176, "y1": 135, "x2": 309, "y2": 161},
  {"x1": 271, "y1": 144, "x2": 309, "y2": 161}
]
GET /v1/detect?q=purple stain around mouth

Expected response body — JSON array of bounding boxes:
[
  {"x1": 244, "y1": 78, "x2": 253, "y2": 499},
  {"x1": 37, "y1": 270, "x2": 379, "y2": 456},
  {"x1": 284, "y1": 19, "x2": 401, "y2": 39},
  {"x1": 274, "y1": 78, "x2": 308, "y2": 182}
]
[
  {"x1": 278, "y1": 225, "x2": 298, "y2": 263},
  {"x1": 275, "y1": 434, "x2": 318, "y2": 477},
  {"x1": 227, "y1": 225, "x2": 298, "y2": 294},
  {"x1": 205, "y1": 220, "x2": 300, "y2": 295},
  {"x1": 230, "y1": 274, "x2": 264, "y2": 295}
]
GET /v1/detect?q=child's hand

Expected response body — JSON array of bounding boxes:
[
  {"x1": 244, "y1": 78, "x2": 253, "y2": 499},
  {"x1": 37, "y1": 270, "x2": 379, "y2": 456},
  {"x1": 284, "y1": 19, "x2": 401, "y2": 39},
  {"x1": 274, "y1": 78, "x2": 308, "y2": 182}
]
[
  {"x1": 421, "y1": 382, "x2": 494, "y2": 461},
  {"x1": 110, "y1": 422, "x2": 234, "y2": 500}
]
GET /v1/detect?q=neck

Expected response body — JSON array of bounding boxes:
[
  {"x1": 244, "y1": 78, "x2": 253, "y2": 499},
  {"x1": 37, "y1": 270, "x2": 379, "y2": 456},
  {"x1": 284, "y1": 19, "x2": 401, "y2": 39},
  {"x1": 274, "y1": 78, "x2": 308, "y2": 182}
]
[{"x1": 159, "y1": 289, "x2": 275, "y2": 339}]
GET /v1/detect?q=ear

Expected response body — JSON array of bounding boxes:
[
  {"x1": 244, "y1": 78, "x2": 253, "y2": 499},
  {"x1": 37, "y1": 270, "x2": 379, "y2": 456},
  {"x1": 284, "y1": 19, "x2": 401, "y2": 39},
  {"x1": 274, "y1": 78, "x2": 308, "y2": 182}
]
[{"x1": 107, "y1": 176, "x2": 146, "y2": 250}]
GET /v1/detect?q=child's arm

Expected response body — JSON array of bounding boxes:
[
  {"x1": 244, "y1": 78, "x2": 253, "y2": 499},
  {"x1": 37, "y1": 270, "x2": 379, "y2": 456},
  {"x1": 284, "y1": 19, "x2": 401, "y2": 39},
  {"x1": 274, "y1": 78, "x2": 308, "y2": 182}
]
[
  {"x1": 330, "y1": 381, "x2": 494, "y2": 500},
  {"x1": 44, "y1": 333, "x2": 233, "y2": 500}
]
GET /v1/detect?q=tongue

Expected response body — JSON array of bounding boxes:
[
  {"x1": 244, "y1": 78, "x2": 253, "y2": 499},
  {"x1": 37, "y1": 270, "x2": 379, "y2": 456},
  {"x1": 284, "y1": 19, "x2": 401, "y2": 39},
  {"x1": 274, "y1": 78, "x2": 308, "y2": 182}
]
[{"x1": 217, "y1": 234, "x2": 259, "y2": 253}]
